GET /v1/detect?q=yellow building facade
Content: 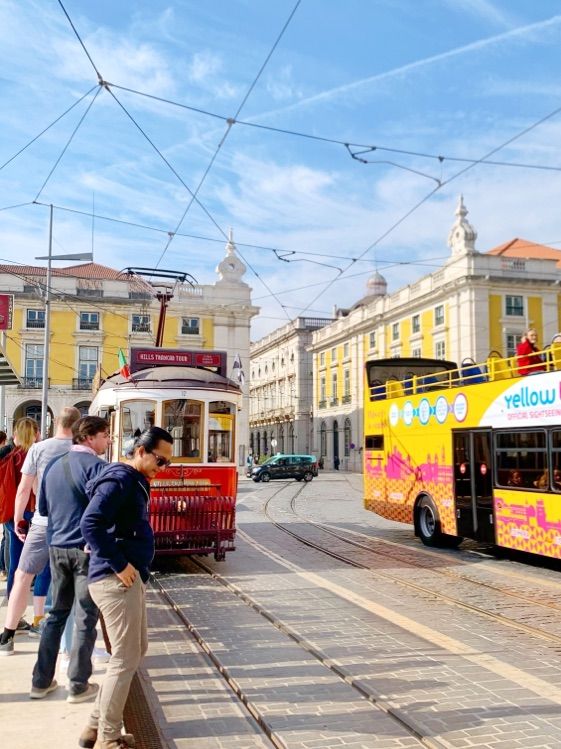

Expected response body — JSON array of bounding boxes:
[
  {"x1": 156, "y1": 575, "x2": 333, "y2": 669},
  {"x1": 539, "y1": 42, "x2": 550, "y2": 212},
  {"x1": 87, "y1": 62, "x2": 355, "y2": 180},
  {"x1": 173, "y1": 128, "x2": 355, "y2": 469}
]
[
  {"x1": 310, "y1": 197, "x2": 561, "y2": 471},
  {"x1": 0, "y1": 234, "x2": 258, "y2": 457}
]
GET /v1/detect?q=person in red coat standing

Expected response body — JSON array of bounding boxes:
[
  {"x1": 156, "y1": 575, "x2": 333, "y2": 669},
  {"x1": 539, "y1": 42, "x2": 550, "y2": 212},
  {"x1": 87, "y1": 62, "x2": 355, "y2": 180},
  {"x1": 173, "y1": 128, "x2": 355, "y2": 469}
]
[{"x1": 516, "y1": 328, "x2": 546, "y2": 376}]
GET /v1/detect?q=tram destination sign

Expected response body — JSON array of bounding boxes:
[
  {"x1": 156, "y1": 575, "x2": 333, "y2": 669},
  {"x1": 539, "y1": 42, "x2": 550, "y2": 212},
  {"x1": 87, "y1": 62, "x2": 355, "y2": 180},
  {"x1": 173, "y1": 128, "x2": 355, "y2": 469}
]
[{"x1": 130, "y1": 347, "x2": 227, "y2": 376}]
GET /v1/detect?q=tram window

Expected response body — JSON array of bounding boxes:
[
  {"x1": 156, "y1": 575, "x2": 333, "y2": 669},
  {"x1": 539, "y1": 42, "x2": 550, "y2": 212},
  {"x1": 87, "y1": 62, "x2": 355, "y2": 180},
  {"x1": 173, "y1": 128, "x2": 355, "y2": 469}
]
[
  {"x1": 495, "y1": 430, "x2": 547, "y2": 489},
  {"x1": 365, "y1": 435, "x2": 384, "y2": 450},
  {"x1": 209, "y1": 401, "x2": 234, "y2": 462},
  {"x1": 120, "y1": 400, "x2": 155, "y2": 455},
  {"x1": 162, "y1": 400, "x2": 202, "y2": 459}
]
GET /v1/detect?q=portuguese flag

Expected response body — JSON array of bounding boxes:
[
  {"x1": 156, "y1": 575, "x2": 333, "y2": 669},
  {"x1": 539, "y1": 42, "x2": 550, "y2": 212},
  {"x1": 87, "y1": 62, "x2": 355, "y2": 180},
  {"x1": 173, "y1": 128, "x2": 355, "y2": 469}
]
[{"x1": 118, "y1": 349, "x2": 130, "y2": 380}]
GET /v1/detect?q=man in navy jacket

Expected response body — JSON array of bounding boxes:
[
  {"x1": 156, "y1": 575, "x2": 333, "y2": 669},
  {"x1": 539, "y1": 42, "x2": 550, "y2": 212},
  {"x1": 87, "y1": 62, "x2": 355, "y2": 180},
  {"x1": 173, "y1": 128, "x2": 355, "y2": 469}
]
[
  {"x1": 30, "y1": 416, "x2": 109, "y2": 704},
  {"x1": 79, "y1": 426, "x2": 173, "y2": 749}
]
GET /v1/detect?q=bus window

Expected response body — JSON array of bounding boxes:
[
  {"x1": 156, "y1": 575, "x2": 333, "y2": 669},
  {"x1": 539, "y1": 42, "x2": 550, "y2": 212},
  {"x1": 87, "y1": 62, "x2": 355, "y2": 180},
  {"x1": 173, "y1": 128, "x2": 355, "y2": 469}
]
[
  {"x1": 551, "y1": 431, "x2": 561, "y2": 491},
  {"x1": 208, "y1": 401, "x2": 235, "y2": 462},
  {"x1": 365, "y1": 435, "x2": 384, "y2": 450},
  {"x1": 495, "y1": 430, "x2": 547, "y2": 489},
  {"x1": 120, "y1": 400, "x2": 155, "y2": 456},
  {"x1": 162, "y1": 400, "x2": 203, "y2": 459}
]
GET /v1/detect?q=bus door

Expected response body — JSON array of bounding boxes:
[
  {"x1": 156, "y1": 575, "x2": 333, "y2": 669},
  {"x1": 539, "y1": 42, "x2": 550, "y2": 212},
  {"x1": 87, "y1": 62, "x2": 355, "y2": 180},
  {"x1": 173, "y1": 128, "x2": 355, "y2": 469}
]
[{"x1": 453, "y1": 430, "x2": 494, "y2": 542}]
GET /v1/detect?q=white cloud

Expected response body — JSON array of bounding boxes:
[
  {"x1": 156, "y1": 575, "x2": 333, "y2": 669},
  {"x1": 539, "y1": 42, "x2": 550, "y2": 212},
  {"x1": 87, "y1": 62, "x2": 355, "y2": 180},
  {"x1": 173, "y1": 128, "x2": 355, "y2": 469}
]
[
  {"x1": 252, "y1": 13, "x2": 561, "y2": 120},
  {"x1": 442, "y1": 0, "x2": 517, "y2": 29},
  {"x1": 188, "y1": 51, "x2": 223, "y2": 84},
  {"x1": 266, "y1": 65, "x2": 303, "y2": 102}
]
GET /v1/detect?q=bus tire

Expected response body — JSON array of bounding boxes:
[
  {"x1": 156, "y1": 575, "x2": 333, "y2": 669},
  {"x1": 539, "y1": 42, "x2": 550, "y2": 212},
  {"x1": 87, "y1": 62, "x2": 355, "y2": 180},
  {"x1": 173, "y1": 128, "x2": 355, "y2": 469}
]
[
  {"x1": 416, "y1": 495, "x2": 443, "y2": 547},
  {"x1": 261, "y1": 472, "x2": 271, "y2": 483}
]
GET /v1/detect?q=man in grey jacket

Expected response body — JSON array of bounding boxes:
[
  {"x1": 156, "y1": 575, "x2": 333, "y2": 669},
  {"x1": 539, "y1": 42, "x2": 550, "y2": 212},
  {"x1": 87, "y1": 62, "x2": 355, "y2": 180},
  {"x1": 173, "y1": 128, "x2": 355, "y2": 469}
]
[{"x1": 29, "y1": 416, "x2": 109, "y2": 705}]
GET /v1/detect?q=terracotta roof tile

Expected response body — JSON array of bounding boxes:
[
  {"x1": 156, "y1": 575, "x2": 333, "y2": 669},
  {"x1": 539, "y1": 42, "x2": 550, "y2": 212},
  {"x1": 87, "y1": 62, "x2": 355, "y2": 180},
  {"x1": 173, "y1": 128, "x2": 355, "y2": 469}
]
[
  {"x1": 0, "y1": 262, "x2": 153, "y2": 292},
  {"x1": 486, "y1": 238, "x2": 561, "y2": 266}
]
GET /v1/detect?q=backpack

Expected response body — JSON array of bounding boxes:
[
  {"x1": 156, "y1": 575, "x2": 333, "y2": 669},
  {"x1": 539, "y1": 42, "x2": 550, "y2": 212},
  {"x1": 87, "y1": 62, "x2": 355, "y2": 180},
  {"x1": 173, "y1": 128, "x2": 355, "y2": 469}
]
[{"x1": 0, "y1": 448, "x2": 24, "y2": 523}]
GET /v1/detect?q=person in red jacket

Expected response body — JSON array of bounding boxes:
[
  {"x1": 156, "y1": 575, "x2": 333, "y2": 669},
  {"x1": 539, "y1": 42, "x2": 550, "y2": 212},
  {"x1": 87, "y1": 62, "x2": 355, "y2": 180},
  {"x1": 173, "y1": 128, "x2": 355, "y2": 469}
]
[{"x1": 516, "y1": 328, "x2": 546, "y2": 376}]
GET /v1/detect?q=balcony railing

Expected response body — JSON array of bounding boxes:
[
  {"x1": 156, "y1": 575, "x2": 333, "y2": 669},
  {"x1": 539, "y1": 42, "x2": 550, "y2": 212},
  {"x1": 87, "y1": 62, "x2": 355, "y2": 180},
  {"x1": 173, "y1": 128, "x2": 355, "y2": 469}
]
[
  {"x1": 79, "y1": 322, "x2": 99, "y2": 331},
  {"x1": 21, "y1": 377, "x2": 46, "y2": 389},
  {"x1": 341, "y1": 394, "x2": 352, "y2": 404},
  {"x1": 26, "y1": 320, "x2": 45, "y2": 329},
  {"x1": 132, "y1": 325, "x2": 151, "y2": 333},
  {"x1": 330, "y1": 397, "x2": 339, "y2": 407},
  {"x1": 73, "y1": 377, "x2": 93, "y2": 390},
  {"x1": 318, "y1": 399, "x2": 327, "y2": 409}
]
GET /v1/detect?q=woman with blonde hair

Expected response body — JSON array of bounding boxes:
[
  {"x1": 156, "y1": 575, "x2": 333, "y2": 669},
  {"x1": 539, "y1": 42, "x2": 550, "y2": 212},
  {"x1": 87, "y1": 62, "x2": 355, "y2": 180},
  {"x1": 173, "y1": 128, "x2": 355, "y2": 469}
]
[{"x1": 0, "y1": 418, "x2": 40, "y2": 597}]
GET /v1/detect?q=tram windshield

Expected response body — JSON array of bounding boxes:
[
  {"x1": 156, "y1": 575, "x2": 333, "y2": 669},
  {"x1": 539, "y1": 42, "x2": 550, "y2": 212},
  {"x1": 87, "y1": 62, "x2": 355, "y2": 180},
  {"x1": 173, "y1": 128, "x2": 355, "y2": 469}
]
[
  {"x1": 208, "y1": 401, "x2": 235, "y2": 463},
  {"x1": 120, "y1": 400, "x2": 155, "y2": 455},
  {"x1": 162, "y1": 399, "x2": 203, "y2": 460}
]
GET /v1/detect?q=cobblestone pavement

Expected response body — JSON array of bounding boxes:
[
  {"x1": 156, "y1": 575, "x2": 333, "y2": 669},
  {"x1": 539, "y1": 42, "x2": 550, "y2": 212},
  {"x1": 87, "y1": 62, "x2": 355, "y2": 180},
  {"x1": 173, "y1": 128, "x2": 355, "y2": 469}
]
[{"x1": 150, "y1": 474, "x2": 561, "y2": 748}]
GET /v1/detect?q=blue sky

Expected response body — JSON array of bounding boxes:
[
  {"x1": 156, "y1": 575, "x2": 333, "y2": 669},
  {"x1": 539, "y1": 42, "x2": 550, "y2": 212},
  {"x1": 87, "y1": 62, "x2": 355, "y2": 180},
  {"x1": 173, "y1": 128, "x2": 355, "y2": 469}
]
[{"x1": 2, "y1": 0, "x2": 561, "y2": 339}]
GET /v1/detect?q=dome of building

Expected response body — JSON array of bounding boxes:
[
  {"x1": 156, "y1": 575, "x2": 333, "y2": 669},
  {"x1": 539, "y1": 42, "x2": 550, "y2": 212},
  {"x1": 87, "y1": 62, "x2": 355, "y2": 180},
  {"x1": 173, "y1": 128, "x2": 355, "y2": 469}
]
[{"x1": 366, "y1": 271, "x2": 387, "y2": 296}]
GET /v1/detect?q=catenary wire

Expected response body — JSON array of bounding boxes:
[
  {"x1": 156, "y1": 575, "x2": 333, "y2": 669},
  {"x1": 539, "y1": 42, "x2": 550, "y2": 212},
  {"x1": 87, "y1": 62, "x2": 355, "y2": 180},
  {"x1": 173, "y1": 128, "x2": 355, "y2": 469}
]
[
  {"x1": 28, "y1": 200, "x2": 460, "y2": 268},
  {"x1": 34, "y1": 85, "x2": 102, "y2": 202},
  {"x1": 57, "y1": 0, "x2": 103, "y2": 82},
  {"x1": 0, "y1": 86, "x2": 98, "y2": 173},
  {"x1": 104, "y1": 81, "x2": 561, "y2": 175},
  {"x1": 149, "y1": 0, "x2": 301, "y2": 273},
  {"x1": 294, "y1": 98, "x2": 561, "y2": 319}
]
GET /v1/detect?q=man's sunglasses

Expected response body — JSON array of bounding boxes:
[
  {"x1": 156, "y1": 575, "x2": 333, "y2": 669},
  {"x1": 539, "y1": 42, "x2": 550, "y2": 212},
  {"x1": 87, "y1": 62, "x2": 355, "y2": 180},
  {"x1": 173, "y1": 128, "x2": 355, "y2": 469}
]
[{"x1": 150, "y1": 451, "x2": 171, "y2": 468}]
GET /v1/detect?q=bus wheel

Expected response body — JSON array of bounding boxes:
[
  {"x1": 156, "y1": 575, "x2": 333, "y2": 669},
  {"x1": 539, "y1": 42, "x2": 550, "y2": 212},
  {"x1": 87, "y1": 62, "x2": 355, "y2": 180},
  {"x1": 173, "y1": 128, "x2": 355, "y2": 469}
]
[{"x1": 416, "y1": 496, "x2": 443, "y2": 547}]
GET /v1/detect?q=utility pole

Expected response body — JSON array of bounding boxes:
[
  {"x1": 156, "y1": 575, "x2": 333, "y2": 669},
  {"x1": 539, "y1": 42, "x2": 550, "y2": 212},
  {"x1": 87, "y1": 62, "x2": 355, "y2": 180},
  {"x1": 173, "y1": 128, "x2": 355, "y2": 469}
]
[{"x1": 36, "y1": 205, "x2": 93, "y2": 438}]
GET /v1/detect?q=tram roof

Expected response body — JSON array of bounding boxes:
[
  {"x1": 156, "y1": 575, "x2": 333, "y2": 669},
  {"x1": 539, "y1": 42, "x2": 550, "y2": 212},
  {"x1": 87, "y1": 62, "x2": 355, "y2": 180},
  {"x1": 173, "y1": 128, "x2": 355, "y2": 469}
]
[{"x1": 98, "y1": 365, "x2": 241, "y2": 393}]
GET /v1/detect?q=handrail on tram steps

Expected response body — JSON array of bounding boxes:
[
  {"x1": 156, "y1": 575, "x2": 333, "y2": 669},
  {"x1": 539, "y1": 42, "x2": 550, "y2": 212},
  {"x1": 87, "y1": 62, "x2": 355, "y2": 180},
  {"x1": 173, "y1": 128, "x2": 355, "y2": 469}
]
[{"x1": 369, "y1": 343, "x2": 561, "y2": 401}]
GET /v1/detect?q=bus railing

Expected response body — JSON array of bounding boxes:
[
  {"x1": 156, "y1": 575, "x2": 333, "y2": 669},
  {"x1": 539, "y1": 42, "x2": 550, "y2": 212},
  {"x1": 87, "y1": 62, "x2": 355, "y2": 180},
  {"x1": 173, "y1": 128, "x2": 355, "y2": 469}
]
[{"x1": 369, "y1": 343, "x2": 561, "y2": 400}]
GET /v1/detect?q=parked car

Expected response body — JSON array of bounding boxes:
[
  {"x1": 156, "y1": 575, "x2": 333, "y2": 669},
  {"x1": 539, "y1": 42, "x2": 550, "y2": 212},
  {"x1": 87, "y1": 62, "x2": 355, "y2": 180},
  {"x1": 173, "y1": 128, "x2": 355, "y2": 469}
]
[{"x1": 251, "y1": 454, "x2": 318, "y2": 483}]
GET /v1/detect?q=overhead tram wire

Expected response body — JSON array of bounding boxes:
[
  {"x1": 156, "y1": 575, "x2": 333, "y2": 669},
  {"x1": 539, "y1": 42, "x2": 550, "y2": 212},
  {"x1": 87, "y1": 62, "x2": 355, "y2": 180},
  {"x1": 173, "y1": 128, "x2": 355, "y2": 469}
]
[
  {"x1": 103, "y1": 82, "x2": 561, "y2": 175},
  {"x1": 149, "y1": 0, "x2": 302, "y2": 273},
  {"x1": 51, "y1": 1, "x2": 561, "y2": 326},
  {"x1": 294, "y1": 97, "x2": 561, "y2": 320},
  {"x1": 0, "y1": 86, "x2": 98, "y2": 173},
  {"x1": 57, "y1": 0, "x2": 104, "y2": 83},
  {"x1": 33, "y1": 86, "x2": 103, "y2": 202},
  {"x1": 28, "y1": 200, "x2": 561, "y2": 269},
  {"x1": 29, "y1": 199, "x2": 456, "y2": 273}
]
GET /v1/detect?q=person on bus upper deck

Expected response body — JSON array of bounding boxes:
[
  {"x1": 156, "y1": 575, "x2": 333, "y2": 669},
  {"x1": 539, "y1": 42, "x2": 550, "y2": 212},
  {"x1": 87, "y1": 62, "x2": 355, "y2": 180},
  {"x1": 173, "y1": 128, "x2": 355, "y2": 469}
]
[
  {"x1": 554, "y1": 469, "x2": 561, "y2": 490},
  {"x1": 516, "y1": 328, "x2": 546, "y2": 376}
]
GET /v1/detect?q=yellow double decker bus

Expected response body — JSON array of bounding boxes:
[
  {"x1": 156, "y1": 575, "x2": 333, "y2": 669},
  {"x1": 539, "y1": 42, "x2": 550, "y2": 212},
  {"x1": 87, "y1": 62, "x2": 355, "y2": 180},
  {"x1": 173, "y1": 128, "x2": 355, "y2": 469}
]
[{"x1": 363, "y1": 350, "x2": 561, "y2": 558}]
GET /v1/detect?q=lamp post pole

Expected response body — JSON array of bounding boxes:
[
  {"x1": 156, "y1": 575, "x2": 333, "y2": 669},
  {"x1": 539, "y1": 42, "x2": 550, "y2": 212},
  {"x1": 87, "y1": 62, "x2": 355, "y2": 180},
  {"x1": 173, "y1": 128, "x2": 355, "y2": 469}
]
[
  {"x1": 36, "y1": 204, "x2": 93, "y2": 438},
  {"x1": 40, "y1": 204, "x2": 53, "y2": 439}
]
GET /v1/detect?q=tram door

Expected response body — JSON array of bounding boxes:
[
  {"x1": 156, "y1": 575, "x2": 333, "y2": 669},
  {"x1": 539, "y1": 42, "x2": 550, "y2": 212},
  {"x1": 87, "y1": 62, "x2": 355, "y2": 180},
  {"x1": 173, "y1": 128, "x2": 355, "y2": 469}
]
[{"x1": 453, "y1": 430, "x2": 494, "y2": 542}]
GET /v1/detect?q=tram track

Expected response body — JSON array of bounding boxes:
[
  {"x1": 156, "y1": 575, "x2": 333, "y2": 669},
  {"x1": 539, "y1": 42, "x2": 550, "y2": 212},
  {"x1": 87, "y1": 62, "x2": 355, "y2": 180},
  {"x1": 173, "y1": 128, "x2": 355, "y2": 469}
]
[
  {"x1": 290, "y1": 498, "x2": 561, "y2": 613},
  {"x1": 152, "y1": 481, "x2": 444, "y2": 749},
  {"x1": 149, "y1": 480, "x2": 561, "y2": 748},
  {"x1": 262, "y1": 485, "x2": 561, "y2": 650}
]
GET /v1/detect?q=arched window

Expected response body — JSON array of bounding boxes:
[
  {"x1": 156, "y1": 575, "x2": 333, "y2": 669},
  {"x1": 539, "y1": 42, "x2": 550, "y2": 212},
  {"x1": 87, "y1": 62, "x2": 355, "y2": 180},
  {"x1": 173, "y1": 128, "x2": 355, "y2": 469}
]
[
  {"x1": 333, "y1": 420, "x2": 339, "y2": 463},
  {"x1": 320, "y1": 422, "x2": 327, "y2": 457},
  {"x1": 250, "y1": 432, "x2": 254, "y2": 452},
  {"x1": 263, "y1": 431, "x2": 268, "y2": 456},
  {"x1": 344, "y1": 418, "x2": 351, "y2": 457},
  {"x1": 256, "y1": 431, "x2": 261, "y2": 457},
  {"x1": 279, "y1": 424, "x2": 284, "y2": 454},
  {"x1": 289, "y1": 423, "x2": 295, "y2": 453}
]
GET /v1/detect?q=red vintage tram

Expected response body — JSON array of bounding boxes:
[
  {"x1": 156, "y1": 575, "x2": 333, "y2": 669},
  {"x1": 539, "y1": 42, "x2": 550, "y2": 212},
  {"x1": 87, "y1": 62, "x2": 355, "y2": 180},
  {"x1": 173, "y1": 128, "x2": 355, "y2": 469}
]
[{"x1": 90, "y1": 347, "x2": 241, "y2": 560}]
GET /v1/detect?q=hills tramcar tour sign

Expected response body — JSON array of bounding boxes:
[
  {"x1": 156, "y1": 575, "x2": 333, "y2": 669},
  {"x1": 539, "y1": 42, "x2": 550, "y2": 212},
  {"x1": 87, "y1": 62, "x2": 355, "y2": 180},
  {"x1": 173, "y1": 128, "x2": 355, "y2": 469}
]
[{"x1": 130, "y1": 347, "x2": 227, "y2": 376}]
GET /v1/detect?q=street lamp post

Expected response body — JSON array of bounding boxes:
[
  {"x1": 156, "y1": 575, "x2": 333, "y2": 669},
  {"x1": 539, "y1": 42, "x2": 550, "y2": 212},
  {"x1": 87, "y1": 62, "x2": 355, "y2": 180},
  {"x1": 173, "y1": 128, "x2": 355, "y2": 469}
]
[{"x1": 35, "y1": 205, "x2": 93, "y2": 438}]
